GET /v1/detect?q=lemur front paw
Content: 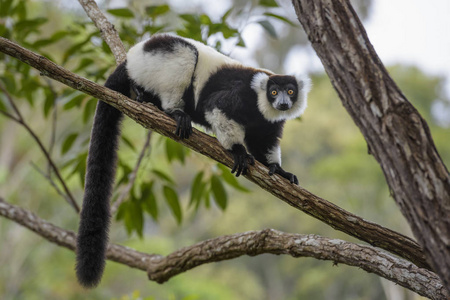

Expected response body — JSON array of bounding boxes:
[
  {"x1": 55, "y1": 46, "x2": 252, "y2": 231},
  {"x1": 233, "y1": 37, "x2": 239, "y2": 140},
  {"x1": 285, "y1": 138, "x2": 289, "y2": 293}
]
[
  {"x1": 170, "y1": 110, "x2": 192, "y2": 139},
  {"x1": 230, "y1": 144, "x2": 255, "y2": 177},
  {"x1": 268, "y1": 163, "x2": 299, "y2": 185}
]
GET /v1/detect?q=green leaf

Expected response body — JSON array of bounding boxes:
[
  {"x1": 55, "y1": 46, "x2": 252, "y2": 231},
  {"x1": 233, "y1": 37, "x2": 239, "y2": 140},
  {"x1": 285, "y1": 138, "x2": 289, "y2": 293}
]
[
  {"x1": 221, "y1": 7, "x2": 234, "y2": 22},
  {"x1": 151, "y1": 169, "x2": 175, "y2": 185},
  {"x1": 218, "y1": 164, "x2": 250, "y2": 192},
  {"x1": 259, "y1": 0, "x2": 279, "y2": 7},
  {"x1": 1, "y1": 73, "x2": 17, "y2": 95},
  {"x1": 264, "y1": 12, "x2": 297, "y2": 27},
  {"x1": 142, "y1": 182, "x2": 158, "y2": 220},
  {"x1": 189, "y1": 171, "x2": 206, "y2": 207},
  {"x1": 200, "y1": 14, "x2": 212, "y2": 25},
  {"x1": 67, "y1": 152, "x2": 87, "y2": 186},
  {"x1": 121, "y1": 136, "x2": 137, "y2": 152},
  {"x1": 145, "y1": 5, "x2": 170, "y2": 18},
  {"x1": 115, "y1": 200, "x2": 128, "y2": 221},
  {"x1": 43, "y1": 88, "x2": 55, "y2": 118},
  {"x1": 163, "y1": 186, "x2": 182, "y2": 224},
  {"x1": 211, "y1": 175, "x2": 227, "y2": 210},
  {"x1": 63, "y1": 94, "x2": 86, "y2": 110},
  {"x1": 74, "y1": 58, "x2": 94, "y2": 73},
  {"x1": 0, "y1": 0, "x2": 14, "y2": 17},
  {"x1": 117, "y1": 161, "x2": 133, "y2": 186},
  {"x1": 165, "y1": 138, "x2": 185, "y2": 163},
  {"x1": 107, "y1": 8, "x2": 135, "y2": 18},
  {"x1": 180, "y1": 14, "x2": 199, "y2": 24},
  {"x1": 258, "y1": 20, "x2": 277, "y2": 39},
  {"x1": 62, "y1": 32, "x2": 97, "y2": 64},
  {"x1": 237, "y1": 35, "x2": 246, "y2": 47},
  {"x1": 13, "y1": 0, "x2": 27, "y2": 20},
  {"x1": 83, "y1": 98, "x2": 97, "y2": 124},
  {"x1": 61, "y1": 133, "x2": 78, "y2": 155},
  {"x1": 130, "y1": 196, "x2": 144, "y2": 238}
]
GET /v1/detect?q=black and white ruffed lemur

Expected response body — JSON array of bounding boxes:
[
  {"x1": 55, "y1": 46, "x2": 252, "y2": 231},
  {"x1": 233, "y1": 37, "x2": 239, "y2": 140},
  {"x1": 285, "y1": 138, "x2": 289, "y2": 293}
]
[{"x1": 76, "y1": 34, "x2": 311, "y2": 288}]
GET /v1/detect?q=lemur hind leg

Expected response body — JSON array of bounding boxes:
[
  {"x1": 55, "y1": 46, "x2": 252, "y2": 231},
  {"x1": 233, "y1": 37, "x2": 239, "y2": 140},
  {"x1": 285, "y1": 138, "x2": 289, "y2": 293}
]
[
  {"x1": 170, "y1": 110, "x2": 192, "y2": 139},
  {"x1": 230, "y1": 144, "x2": 255, "y2": 177},
  {"x1": 268, "y1": 163, "x2": 299, "y2": 185},
  {"x1": 205, "y1": 108, "x2": 254, "y2": 177}
]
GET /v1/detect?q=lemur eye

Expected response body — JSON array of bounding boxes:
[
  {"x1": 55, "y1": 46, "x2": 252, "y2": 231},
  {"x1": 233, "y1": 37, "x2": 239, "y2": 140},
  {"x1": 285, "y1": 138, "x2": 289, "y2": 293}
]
[
  {"x1": 271, "y1": 90, "x2": 277, "y2": 96},
  {"x1": 288, "y1": 89, "x2": 294, "y2": 95}
]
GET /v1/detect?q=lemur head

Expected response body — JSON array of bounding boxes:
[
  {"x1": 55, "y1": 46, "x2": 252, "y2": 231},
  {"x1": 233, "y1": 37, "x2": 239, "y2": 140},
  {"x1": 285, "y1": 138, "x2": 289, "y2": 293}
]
[{"x1": 251, "y1": 72, "x2": 311, "y2": 122}]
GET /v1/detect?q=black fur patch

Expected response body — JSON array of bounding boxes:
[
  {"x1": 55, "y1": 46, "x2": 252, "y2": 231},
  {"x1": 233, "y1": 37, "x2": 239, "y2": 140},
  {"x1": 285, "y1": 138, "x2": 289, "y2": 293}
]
[
  {"x1": 268, "y1": 75, "x2": 297, "y2": 86},
  {"x1": 143, "y1": 34, "x2": 198, "y2": 55}
]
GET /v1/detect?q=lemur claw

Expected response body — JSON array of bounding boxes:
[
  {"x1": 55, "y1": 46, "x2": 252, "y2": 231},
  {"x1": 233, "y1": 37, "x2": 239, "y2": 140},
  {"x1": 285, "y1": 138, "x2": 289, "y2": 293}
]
[
  {"x1": 171, "y1": 111, "x2": 192, "y2": 139},
  {"x1": 230, "y1": 144, "x2": 254, "y2": 177},
  {"x1": 268, "y1": 163, "x2": 299, "y2": 185}
]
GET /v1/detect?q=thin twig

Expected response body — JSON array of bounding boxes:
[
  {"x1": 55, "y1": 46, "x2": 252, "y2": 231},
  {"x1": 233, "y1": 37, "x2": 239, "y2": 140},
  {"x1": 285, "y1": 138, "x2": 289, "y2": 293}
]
[
  {"x1": 30, "y1": 162, "x2": 71, "y2": 203},
  {"x1": 111, "y1": 131, "x2": 152, "y2": 215},
  {"x1": 0, "y1": 83, "x2": 80, "y2": 213},
  {"x1": 0, "y1": 197, "x2": 447, "y2": 299},
  {"x1": 77, "y1": 0, "x2": 127, "y2": 64},
  {"x1": 0, "y1": 109, "x2": 20, "y2": 122}
]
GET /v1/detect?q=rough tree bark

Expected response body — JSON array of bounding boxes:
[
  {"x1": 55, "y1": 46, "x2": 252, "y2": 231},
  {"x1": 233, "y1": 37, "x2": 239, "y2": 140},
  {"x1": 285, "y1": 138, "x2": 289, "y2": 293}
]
[{"x1": 292, "y1": 0, "x2": 450, "y2": 289}]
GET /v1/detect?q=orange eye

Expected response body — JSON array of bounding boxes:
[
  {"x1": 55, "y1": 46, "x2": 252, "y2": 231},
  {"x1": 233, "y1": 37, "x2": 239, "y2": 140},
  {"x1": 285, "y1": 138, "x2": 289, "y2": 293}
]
[
  {"x1": 288, "y1": 89, "x2": 294, "y2": 95},
  {"x1": 271, "y1": 90, "x2": 277, "y2": 96}
]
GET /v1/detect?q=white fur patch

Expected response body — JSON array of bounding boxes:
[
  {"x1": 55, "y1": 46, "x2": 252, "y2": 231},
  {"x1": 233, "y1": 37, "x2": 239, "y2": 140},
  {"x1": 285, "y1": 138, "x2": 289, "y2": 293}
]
[
  {"x1": 266, "y1": 145, "x2": 281, "y2": 165},
  {"x1": 251, "y1": 72, "x2": 311, "y2": 122},
  {"x1": 126, "y1": 40, "x2": 197, "y2": 112},
  {"x1": 205, "y1": 108, "x2": 246, "y2": 150}
]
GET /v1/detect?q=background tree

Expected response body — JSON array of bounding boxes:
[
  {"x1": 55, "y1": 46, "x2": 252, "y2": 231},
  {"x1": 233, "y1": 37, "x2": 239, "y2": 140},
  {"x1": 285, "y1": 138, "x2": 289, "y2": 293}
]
[{"x1": 0, "y1": 0, "x2": 449, "y2": 299}]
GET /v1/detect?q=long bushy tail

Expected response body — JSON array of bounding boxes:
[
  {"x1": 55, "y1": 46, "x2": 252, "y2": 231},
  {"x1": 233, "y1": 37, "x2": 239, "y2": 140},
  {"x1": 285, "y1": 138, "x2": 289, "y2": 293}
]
[{"x1": 76, "y1": 62, "x2": 130, "y2": 288}]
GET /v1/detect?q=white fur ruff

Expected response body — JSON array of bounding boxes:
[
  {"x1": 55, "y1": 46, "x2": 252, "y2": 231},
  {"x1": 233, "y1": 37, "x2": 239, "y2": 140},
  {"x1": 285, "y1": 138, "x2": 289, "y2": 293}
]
[{"x1": 251, "y1": 72, "x2": 311, "y2": 122}]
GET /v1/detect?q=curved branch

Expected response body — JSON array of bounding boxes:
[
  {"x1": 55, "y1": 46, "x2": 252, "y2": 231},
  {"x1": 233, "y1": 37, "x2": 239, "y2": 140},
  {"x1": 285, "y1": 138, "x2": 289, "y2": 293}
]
[
  {"x1": 291, "y1": 0, "x2": 450, "y2": 288},
  {"x1": 0, "y1": 198, "x2": 446, "y2": 300},
  {"x1": 77, "y1": 0, "x2": 127, "y2": 64},
  {"x1": 0, "y1": 36, "x2": 430, "y2": 271}
]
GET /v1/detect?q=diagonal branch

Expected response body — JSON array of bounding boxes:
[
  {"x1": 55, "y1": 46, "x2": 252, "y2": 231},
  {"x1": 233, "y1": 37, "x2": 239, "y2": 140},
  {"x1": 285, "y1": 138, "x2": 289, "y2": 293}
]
[
  {"x1": 0, "y1": 197, "x2": 447, "y2": 299},
  {"x1": 0, "y1": 36, "x2": 430, "y2": 271},
  {"x1": 77, "y1": 0, "x2": 127, "y2": 64}
]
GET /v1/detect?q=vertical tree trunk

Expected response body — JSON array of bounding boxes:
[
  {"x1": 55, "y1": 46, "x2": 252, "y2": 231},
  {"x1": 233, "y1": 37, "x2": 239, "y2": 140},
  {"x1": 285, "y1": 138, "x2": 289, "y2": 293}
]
[{"x1": 292, "y1": 0, "x2": 450, "y2": 289}]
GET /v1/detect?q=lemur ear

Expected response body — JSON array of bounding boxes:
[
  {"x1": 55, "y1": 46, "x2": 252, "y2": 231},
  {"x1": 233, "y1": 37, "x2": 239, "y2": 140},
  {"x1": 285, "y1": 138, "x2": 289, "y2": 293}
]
[
  {"x1": 294, "y1": 74, "x2": 312, "y2": 94},
  {"x1": 251, "y1": 72, "x2": 270, "y2": 92}
]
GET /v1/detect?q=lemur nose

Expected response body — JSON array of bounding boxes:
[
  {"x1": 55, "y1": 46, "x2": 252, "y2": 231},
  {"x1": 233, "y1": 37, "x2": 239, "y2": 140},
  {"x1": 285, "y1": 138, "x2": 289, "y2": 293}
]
[{"x1": 277, "y1": 103, "x2": 290, "y2": 111}]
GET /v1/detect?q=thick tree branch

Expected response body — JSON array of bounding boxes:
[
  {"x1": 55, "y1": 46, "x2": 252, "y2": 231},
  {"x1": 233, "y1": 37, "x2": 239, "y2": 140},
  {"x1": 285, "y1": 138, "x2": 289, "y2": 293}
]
[
  {"x1": 77, "y1": 0, "x2": 126, "y2": 64},
  {"x1": 292, "y1": 0, "x2": 450, "y2": 288},
  {"x1": 0, "y1": 36, "x2": 430, "y2": 271},
  {"x1": 0, "y1": 198, "x2": 446, "y2": 299}
]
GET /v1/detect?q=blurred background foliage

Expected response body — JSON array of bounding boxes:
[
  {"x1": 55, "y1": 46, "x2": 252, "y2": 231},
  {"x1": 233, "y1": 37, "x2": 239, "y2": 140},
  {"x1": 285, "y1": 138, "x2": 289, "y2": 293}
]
[{"x1": 0, "y1": 0, "x2": 449, "y2": 299}]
